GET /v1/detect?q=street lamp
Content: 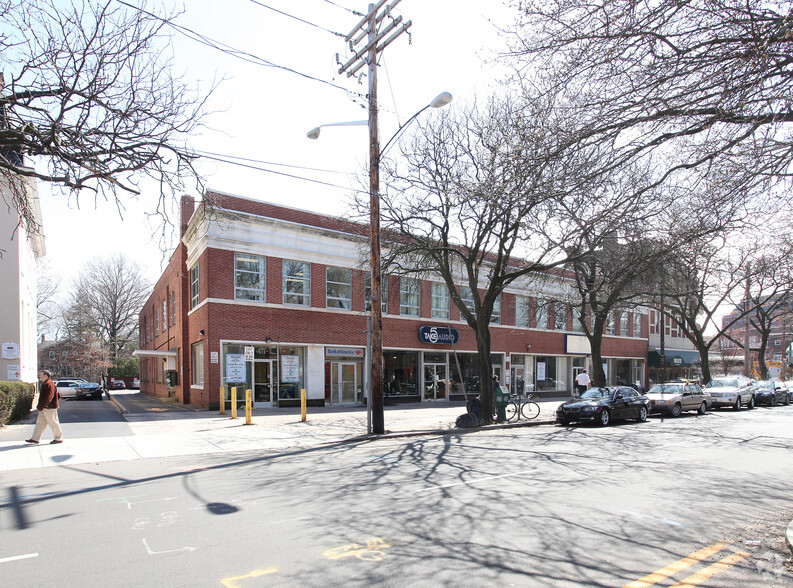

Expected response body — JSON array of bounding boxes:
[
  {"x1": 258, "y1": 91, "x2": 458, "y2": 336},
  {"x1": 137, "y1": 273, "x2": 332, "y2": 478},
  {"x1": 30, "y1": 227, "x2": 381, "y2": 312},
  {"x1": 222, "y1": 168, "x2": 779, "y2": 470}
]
[{"x1": 308, "y1": 90, "x2": 452, "y2": 434}]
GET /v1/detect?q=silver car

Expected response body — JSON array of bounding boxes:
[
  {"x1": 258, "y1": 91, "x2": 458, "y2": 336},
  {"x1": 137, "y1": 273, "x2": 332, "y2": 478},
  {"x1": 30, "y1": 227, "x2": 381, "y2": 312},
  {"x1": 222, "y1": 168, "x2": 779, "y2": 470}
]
[
  {"x1": 705, "y1": 376, "x2": 755, "y2": 410},
  {"x1": 646, "y1": 382, "x2": 711, "y2": 417}
]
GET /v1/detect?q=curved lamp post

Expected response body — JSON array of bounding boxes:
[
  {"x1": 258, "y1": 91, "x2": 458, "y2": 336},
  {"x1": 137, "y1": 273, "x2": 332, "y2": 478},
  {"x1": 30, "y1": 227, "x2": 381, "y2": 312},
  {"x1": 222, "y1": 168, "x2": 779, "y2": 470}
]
[{"x1": 307, "y1": 90, "x2": 452, "y2": 434}]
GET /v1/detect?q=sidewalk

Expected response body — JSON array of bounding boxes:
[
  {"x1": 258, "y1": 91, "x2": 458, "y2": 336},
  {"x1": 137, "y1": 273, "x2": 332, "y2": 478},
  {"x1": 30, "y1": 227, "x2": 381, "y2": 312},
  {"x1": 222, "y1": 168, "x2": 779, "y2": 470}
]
[{"x1": 0, "y1": 393, "x2": 559, "y2": 473}]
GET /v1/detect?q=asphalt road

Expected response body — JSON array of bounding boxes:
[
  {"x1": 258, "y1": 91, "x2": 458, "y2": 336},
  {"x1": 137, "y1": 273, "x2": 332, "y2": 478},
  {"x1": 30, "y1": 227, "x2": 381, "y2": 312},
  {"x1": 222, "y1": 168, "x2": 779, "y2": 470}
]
[{"x1": 1, "y1": 403, "x2": 792, "y2": 587}]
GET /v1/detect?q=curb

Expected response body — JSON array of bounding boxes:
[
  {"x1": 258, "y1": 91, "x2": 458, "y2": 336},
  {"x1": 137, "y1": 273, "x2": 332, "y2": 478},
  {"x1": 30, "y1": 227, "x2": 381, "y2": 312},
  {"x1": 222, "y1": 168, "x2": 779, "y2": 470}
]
[
  {"x1": 787, "y1": 519, "x2": 793, "y2": 554},
  {"x1": 342, "y1": 418, "x2": 557, "y2": 444},
  {"x1": 105, "y1": 392, "x2": 127, "y2": 414}
]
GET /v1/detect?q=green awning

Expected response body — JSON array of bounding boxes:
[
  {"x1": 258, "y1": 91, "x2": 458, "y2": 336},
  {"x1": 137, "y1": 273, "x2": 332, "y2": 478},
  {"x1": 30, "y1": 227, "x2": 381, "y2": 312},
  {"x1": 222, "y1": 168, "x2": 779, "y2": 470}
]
[{"x1": 648, "y1": 350, "x2": 701, "y2": 368}]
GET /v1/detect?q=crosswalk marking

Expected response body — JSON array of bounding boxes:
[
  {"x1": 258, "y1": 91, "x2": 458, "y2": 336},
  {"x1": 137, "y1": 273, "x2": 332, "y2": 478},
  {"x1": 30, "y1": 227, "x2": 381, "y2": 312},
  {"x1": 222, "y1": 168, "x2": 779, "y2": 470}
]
[{"x1": 622, "y1": 540, "x2": 732, "y2": 588}]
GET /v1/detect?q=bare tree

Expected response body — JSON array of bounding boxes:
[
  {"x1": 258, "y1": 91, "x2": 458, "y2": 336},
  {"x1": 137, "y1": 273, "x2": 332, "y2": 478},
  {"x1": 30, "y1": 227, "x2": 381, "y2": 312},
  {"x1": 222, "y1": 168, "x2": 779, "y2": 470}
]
[
  {"x1": 507, "y1": 1, "x2": 793, "y2": 206},
  {"x1": 68, "y1": 255, "x2": 150, "y2": 362},
  {"x1": 36, "y1": 258, "x2": 61, "y2": 336},
  {"x1": 0, "y1": 0, "x2": 212, "y2": 234}
]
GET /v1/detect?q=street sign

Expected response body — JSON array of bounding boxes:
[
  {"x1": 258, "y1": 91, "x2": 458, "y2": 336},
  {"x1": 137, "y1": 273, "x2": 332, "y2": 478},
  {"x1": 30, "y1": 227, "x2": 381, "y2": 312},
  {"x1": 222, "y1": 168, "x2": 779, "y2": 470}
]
[{"x1": 244, "y1": 346, "x2": 254, "y2": 361}]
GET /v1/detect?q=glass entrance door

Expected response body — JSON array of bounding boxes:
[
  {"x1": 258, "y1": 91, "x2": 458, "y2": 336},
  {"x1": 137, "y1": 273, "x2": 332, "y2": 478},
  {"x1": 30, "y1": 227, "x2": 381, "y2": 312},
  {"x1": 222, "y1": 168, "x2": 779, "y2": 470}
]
[
  {"x1": 330, "y1": 362, "x2": 358, "y2": 405},
  {"x1": 424, "y1": 364, "x2": 447, "y2": 401},
  {"x1": 253, "y1": 360, "x2": 275, "y2": 407}
]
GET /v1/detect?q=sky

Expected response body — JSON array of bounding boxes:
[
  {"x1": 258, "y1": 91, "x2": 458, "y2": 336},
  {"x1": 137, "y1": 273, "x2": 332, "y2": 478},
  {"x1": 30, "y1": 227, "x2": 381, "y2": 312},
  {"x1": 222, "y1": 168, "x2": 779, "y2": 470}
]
[{"x1": 37, "y1": 0, "x2": 516, "y2": 290}]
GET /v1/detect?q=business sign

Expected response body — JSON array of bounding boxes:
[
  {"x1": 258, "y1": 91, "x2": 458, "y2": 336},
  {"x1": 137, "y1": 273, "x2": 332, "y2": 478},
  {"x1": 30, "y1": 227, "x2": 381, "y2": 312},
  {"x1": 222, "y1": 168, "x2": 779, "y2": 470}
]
[
  {"x1": 244, "y1": 346, "x2": 254, "y2": 361},
  {"x1": 225, "y1": 353, "x2": 246, "y2": 383},
  {"x1": 2, "y1": 342, "x2": 19, "y2": 359},
  {"x1": 326, "y1": 347, "x2": 364, "y2": 357},
  {"x1": 281, "y1": 355, "x2": 300, "y2": 383},
  {"x1": 418, "y1": 326, "x2": 459, "y2": 345}
]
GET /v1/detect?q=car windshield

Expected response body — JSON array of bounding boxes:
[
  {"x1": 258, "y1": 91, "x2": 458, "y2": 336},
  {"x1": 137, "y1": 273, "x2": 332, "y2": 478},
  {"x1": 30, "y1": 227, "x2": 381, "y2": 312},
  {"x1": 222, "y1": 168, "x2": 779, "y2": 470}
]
[
  {"x1": 754, "y1": 381, "x2": 773, "y2": 390},
  {"x1": 706, "y1": 379, "x2": 739, "y2": 388},
  {"x1": 580, "y1": 387, "x2": 613, "y2": 400},
  {"x1": 648, "y1": 385, "x2": 683, "y2": 395}
]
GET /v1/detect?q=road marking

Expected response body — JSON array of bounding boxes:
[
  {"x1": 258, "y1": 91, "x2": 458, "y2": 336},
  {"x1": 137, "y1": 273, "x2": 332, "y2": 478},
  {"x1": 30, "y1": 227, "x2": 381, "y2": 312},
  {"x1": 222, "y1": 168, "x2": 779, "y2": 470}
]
[
  {"x1": 324, "y1": 538, "x2": 393, "y2": 561},
  {"x1": 417, "y1": 468, "x2": 538, "y2": 492},
  {"x1": 0, "y1": 553, "x2": 39, "y2": 564},
  {"x1": 221, "y1": 568, "x2": 278, "y2": 587},
  {"x1": 668, "y1": 551, "x2": 751, "y2": 587},
  {"x1": 622, "y1": 540, "x2": 732, "y2": 588},
  {"x1": 141, "y1": 538, "x2": 197, "y2": 555}
]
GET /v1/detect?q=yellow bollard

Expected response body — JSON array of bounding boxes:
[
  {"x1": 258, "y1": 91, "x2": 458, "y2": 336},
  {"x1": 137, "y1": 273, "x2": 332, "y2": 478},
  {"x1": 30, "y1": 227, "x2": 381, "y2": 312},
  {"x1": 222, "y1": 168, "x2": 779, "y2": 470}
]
[
  {"x1": 231, "y1": 387, "x2": 237, "y2": 419},
  {"x1": 301, "y1": 388, "x2": 307, "y2": 422},
  {"x1": 245, "y1": 389, "x2": 252, "y2": 425},
  {"x1": 219, "y1": 385, "x2": 225, "y2": 415}
]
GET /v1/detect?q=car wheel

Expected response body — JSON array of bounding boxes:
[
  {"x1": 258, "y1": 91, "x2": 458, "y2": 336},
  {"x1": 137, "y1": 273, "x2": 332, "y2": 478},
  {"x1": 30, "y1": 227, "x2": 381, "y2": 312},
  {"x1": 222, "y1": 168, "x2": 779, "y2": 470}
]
[
  {"x1": 697, "y1": 402, "x2": 707, "y2": 415},
  {"x1": 734, "y1": 397, "x2": 741, "y2": 411},
  {"x1": 637, "y1": 405, "x2": 648, "y2": 422},
  {"x1": 671, "y1": 403, "x2": 682, "y2": 417},
  {"x1": 557, "y1": 418, "x2": 570, "y2": 426},
  {"x1": 747, "y1": 396, "x2": 754, "y2": 410},
  {"x1": 598, "y1": 409, "x2": 611, "y2": 426}
]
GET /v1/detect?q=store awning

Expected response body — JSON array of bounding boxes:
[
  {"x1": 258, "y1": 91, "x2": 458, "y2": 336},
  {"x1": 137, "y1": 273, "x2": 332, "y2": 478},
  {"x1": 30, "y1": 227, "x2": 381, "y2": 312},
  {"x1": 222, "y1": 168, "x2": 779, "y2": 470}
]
[
  {"x1": 133, "y1": 349, "x2": 178, "y2": 370},
  {"x1": 648, "y1": 350, "x2": 701, "y2": 368}
]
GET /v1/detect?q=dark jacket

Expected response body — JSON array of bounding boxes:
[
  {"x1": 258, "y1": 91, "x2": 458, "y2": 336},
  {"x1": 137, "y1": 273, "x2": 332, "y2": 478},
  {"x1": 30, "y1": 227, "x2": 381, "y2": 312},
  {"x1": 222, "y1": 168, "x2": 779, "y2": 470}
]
[{"x1": 37, "y1": 379, "x2": 58, "y2": 411}]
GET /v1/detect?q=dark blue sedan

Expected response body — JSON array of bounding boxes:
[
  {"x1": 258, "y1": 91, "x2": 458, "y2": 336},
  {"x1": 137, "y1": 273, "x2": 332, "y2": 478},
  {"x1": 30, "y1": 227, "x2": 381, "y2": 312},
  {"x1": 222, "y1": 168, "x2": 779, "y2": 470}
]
[
  {"x1": 556, "y1": 386, "x2": 649, "y2": 426},
  {"x1": 752, "y1": 380, "x2": 790, "y2": 406}
]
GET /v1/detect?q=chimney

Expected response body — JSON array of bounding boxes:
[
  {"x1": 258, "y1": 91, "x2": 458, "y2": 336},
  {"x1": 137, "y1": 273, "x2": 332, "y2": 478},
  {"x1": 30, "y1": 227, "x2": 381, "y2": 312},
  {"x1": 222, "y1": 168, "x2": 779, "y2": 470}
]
[{"x1": 180, "y1": 194, "x2": 196, "y2": 237}]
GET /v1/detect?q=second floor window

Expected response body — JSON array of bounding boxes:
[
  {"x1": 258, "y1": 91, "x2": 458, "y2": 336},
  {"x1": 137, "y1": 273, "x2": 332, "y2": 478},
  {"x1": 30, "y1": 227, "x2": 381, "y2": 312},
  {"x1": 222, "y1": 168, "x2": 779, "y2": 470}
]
[
  {"x1": 326, "y1": 266, "x2": 352, "y2": 309},
  {"x1": 190, "y1": 264, "x2": 200, "y2": 309},
  {"x1": 633, "y1": 312, "x2": 642, "y2": 337},
  {"x1": 552, "y1": 302, "x2": 565, "y2": 330},
  {"x1": 536, "y1": 299, "x2": 548, "y2": 329},
  {"x1": 365, "y1": 273, "x2": 388, "y2": 314},
  {"x1": 619, "y1": 311, "x2": 629, "y2": 336},
  {"x1": 605, "y1": 312, "x2": 616, "y2": 335},
  {"x1": 460, "y1": 286, "x2": 476, "y2": 320},
  {"x1": 572, "y1": 306, "x2": 585, "y2": 332},
  {"x1": 431, "y1": 283, "x2": 449, "y2": 319},
  {"x1": 162, "y1": 300, "x2": 167, "y2": 329},
  {"x1": 491, "y1": 294, "x2": 501, "y2": 324},
  {"x1": 235, "y1": 253, "x2": 266, "y2": 301},
  {"x1": 283, "y1": 260, "x2": 311, "y2": 306},
  {"x1": 400, "y1": 277, "x2": 420, "y2": 316},
  {"x1": 516, "y1": 295, "x2": 530, "y2": 328}
]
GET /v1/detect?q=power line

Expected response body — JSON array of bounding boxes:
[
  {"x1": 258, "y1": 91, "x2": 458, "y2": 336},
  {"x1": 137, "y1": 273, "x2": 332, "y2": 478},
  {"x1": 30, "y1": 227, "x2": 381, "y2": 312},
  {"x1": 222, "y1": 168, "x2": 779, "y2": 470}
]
[
  {"x1": 116, "y1": 1, "x2": 367, "y2": 101},
  {"x1": 195, "y1": 151, "x2": 360, "y2": 192},
  {"x1": 192, "y1": 149, "x2": 355, "y2": 175},
  {"x1": 321, "y1": 0, "x2": 363, "y2": 16},
  {"x1": 246, "y1": 0, "x2": 346, "y2": 37}
]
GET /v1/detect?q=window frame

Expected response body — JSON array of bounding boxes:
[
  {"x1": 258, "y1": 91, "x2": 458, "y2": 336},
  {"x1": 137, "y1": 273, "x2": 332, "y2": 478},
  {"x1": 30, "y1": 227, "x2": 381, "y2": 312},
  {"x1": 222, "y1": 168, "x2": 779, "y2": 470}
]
[
  {"x1": 326, "y1": 266, "x2": 352, "y2": 309},
  {"x1": 399, "y1": 277, "x2": 420, "y2": 316},
  {"x1": 283, "y1": 260, "x2": 311, "y2": 306},
  {"x1": 234, "y1": 253, "x2": 267, "y2": 302},
  {"x1": 191, "y1": 341, "x2": 204, "y2": 387},
  {"x1": 515, "y1": 295, "x2": 530, "y2": 328},
  {"x1": 431, "y1": 282, "x2": 450, "y2": 320},
  {"x1": 189, "y1": 263, "x2": 200, "y2": 309}
]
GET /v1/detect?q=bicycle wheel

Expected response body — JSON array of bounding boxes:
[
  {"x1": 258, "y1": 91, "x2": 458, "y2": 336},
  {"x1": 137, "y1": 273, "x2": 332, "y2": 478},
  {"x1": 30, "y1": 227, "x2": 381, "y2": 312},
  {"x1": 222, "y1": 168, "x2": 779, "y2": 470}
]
[
  {"x1": 505, "y1": 401, "x2": 520, "y2": 421},
  {"x1": 521, "y1": 401, "x2": 540, "y2": 420}
]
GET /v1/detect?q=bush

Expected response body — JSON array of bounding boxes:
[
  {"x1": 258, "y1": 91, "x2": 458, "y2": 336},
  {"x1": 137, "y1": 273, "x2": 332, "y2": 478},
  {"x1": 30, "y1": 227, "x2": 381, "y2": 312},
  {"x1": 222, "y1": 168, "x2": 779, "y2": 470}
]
[{"x1": 0, "y1": 381, "x2": 35, "y2": 425}]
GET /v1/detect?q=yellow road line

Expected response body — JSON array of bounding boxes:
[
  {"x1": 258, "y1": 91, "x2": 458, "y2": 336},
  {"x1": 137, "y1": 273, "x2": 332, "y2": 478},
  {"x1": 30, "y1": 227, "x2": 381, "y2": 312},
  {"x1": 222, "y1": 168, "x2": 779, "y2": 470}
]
[
  {"x1": 622, "y1": 540, "x2": 732, "y2": 588},
  {"x1": 668, "y1": 551, "x2": 751, "y2": 588}
]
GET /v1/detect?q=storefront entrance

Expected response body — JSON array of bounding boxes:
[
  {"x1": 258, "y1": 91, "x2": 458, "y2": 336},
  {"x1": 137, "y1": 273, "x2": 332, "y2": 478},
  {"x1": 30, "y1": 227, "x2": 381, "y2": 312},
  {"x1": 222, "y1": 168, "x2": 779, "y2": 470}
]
[
  {"x1": 424, "y1": 363, "x2": 447, "y2": 401},
  {"x1": 329, "y1": 361, "x2": 358, "y2": 405},
  {"x1": 254, "y1": 359, "x2": 275, "y2": 407}
]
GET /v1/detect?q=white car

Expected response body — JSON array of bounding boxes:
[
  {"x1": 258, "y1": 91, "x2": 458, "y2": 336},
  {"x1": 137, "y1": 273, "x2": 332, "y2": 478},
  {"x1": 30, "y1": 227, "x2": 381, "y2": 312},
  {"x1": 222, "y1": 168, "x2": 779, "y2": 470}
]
[
  {"x1": 55, "y1": 380, "x2": 82, "y2": 400},
  {"x1": 704, "y1": 377, "x2": 755, "y2": 410}
]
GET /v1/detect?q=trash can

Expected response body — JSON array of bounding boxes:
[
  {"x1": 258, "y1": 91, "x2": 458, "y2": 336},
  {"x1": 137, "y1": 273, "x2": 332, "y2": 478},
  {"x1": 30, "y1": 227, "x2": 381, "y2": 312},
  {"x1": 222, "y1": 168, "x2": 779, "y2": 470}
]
[{"x1": 494, "y1": 385, "x2": 510, "y2": 422}]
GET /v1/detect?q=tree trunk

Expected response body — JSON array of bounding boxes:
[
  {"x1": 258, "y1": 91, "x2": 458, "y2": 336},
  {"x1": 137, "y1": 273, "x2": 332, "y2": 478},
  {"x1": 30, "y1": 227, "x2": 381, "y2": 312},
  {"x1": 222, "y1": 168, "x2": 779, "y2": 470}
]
[
  {"x1": 475, "y1": 324, "x2": 494, "y2": 424},
  {"x1": 698, "y1": 347, "x2": 712, "y2": 385},
  {"x1": 589, "y1": 334, "x2": 606, "y2": 387}
]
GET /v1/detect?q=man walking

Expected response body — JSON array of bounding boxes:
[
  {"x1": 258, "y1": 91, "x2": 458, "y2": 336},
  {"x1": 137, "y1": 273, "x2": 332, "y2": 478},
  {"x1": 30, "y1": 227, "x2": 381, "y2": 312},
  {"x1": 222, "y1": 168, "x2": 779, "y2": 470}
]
[
  {"x1": 26, "y1": 370, "x2": 63, "y2": 444},
  {"x1": 574, "y1": 369, "x2": 590, "y2": 398}
]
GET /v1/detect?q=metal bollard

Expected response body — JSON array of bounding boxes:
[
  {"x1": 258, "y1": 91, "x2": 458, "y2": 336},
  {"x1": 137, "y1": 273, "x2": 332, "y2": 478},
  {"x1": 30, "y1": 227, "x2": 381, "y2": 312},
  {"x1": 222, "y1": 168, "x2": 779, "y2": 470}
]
[
  {"x1": 245, "y1": 389, "x2": 252, "y2": 425},
  {"x1": 219, "y1": 385, "x2": 225, "y2": 415},
  {"x1": 231, "y1": 387, "x2": 237, "y2": 419},
  {"x1": 301, "y1": 388, "x2": 307, "y2": 422}
]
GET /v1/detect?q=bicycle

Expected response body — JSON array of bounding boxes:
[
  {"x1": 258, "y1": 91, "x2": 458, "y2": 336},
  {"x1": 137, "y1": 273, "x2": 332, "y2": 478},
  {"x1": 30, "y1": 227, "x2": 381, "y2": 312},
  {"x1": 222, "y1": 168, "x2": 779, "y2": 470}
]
[{"x1": 494, "y1": 393, "x2": 541, "y2": 421}]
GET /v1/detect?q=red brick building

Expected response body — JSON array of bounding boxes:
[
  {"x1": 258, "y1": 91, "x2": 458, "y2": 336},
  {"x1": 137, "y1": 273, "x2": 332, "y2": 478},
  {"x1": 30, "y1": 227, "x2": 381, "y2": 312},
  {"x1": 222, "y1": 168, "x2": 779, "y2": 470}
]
[{"x1": 137, "y1": 190, "x2": 649, "y2": 409}]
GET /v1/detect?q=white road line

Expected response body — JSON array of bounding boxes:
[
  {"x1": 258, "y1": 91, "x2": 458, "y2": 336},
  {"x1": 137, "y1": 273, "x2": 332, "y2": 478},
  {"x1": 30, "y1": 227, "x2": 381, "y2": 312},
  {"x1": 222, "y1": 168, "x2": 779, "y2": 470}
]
[
  {"x1": 0, "y1": 553, "x2": 39, "y2": 564},
  {"x1": 418, "y1": 468, "x2": 538, "y2": 492}
]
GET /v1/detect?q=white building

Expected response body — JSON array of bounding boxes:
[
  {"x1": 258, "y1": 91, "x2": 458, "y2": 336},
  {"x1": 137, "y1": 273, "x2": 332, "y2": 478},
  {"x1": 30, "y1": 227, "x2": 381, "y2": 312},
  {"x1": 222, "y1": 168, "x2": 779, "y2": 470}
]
[{"x1": 0, "y1": 171, "x2": 45, "y2": 383}]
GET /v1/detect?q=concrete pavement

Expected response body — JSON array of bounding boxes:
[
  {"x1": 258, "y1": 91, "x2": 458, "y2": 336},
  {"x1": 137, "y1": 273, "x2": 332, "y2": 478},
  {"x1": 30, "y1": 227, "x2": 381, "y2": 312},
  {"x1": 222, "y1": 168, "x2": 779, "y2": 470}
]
[{"x1": 0, "y1": 391, "x2": 558, "y2": 473}]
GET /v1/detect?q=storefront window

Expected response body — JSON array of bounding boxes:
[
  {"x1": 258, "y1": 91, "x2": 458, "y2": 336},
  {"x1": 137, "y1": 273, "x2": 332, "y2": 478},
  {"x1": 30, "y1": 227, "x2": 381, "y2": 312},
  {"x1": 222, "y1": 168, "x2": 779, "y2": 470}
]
[
  {"x1": 533, "y1": 356, "x2": 569, "y2": 392},
  {"x1": 384, "y1": 351, "x2": 418, "y2": 396}
]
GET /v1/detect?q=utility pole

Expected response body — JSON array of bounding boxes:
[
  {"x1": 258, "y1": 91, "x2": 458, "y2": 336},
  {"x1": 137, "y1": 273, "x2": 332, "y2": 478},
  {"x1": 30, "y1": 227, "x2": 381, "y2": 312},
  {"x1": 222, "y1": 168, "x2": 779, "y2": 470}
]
[{"x1": 338, "y1": 2, "x2": 411, "y2": 435}]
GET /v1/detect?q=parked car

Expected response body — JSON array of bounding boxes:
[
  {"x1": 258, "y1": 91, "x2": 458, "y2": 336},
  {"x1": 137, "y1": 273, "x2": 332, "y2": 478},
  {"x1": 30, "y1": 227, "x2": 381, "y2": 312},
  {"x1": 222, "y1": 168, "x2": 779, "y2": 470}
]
[
  {"x1": 55, "y1": 380, "x2": 82, "y2": 400},
  {"x1": 704, "y1": 376, "x2": 755, "y2": 410},
  {"x1": 110, "y1": 379, "x2": 125, "y2": 390},
  {"x1": 752, "y1": 380, "x2": 790, "y2": 406},
  {"x1": 132, "y1": 378, "x2": 140, "y2": 389},
  {"x1": 556, "y1": 386, "x2": 649, "y2": 426},
  {"x1": 645, "y1": 382, "x2": 711, "y2": 416},
  {"x1": 75, "y1": 382, "x2": 104, "y2": 400}
]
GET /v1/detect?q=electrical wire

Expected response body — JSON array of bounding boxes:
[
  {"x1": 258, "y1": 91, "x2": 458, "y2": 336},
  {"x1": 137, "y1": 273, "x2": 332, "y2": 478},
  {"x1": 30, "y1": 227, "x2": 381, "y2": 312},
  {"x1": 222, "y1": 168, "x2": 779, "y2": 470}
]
[
  {"x1": 192, "y1": 149, "x2": 355, "y2": 175},
  {"x1": 116, "y1": 1, "x2": 367, "y2": 101},
  {"x1": 195, "y1": 151, "x2": 361, "y2": 192},
  {"x1": 246, "y1": 0, "x2": 346, "y2": 38},
  {"x1": 322, "y1": 0, "x2": 363, "y2": 16}
]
